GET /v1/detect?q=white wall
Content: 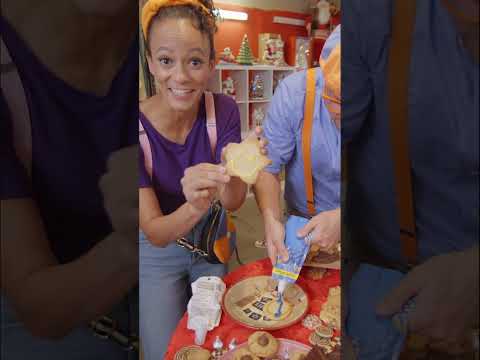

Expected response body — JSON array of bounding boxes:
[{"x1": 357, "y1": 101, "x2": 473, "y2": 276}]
[{"x1": 214, "y1": 0, "x2": 311, "y2": 14}]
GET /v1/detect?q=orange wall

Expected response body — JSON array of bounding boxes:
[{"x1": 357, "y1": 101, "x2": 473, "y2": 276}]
[{"x1": 214, "y1": 2, "x2": 309, "y2": 64}]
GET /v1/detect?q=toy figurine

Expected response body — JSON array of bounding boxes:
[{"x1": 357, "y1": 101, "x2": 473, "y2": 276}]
[
  {"x1": 219, "y1": 47, "x2": 236, "y2": 64},
  {"x1": 222, "y1": 76, "x2": 236, "y2": 100},
  {"x1": 250, "y1": 74, "x2": 265, "y2": 99},
  {"x1": 252, "y1": 107, "x2": 265, "y2": 127}
]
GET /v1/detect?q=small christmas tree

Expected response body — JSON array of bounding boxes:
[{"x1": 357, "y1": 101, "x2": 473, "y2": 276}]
[{"x1": 236, "y1": 34, "x2": 255, "y2": 65}]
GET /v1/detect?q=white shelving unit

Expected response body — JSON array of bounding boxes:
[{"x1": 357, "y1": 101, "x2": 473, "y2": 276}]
[{"x1": 207, "y1": 64, "x2": 296, "y2": 139}]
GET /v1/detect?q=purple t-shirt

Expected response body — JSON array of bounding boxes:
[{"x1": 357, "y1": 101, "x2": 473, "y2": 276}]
[
  {"x1": 0, "y1": 17, "x2": 138, "y2": 263},
  {"x1": 139, "y1": 93, "x2": 241, "y2": 215}
]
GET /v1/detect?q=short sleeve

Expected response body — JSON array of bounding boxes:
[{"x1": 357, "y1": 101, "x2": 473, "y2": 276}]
[
  {"x1": 263, "y1": 79, "x2": 298, "y2": 174},
  {"x1": 0, "y1": 92, "x2": 32, "y2": 199},
  {"x1": 214, "y1": 95, "x2": 241, "y2": 163},
  {"x1": 342, "y1": 1, "x2": 373, "y2": 143},
  {"x1": 139, "y1": 144, "x2": 152, "y2": 188}
]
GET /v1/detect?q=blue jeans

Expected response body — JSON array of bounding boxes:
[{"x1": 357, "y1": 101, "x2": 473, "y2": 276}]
[
  {"x1": 345, "y1": 264, "x2": 407, "y2": 360},
  {"x1": 139, "y1": 214, "x2": 227, "y2": 360},
  {"x1": 1, "y1": 292, "x2": 138, "y2": 360}
]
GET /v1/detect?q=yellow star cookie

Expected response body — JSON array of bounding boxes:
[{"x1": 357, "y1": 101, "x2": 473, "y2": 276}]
[{"x1": 224, "y1": 137, "x2": 272, "y2": 185}]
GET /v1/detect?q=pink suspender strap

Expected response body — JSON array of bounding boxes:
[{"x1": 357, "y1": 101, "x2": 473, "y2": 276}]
[
  {"x1": 204, "y1": 91, "x2": 217, "y2": 158},
  {"x1": 139, "y1": 120, "x2": 153, "y2": 178},
  {"x1": 1, "y1": 36, "x2": 32, "y2": 176},
  {"x1": 139, "y1": 92, "x2": 217, "y2": 179}
]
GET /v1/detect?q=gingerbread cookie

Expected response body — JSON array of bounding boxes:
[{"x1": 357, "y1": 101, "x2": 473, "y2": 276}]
[
  {"x1": 315, "y1": 323, "x2": 334, "y2": 338},
  {"x1": 302, "y1": 314, "x2": 321, "y2": 330},
  {"x1": 224, "y1": 137, "x2": 271, "y2": 185},
  {"x1": 309, "y1": 332, "x2": 330, "y2": 347},
  {"x1": 247, "y1": 331, "x2": 279, "y2": 358},
  {"x1": 319, "y1": 286, "x2": 340, "y2": 330},
  {"x1": 174, "y1": 346, "x2": 211, "y2": 360},
  {"x1": 232, "y1": 348, "x2": 259, "y2": 360}
]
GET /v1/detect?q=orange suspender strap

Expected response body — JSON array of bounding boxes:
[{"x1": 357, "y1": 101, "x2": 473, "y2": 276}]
[
  {"x1": 302, "y1": 68, "x2": 317, "y2": 217},
  {"x1": 388, "y1": 0, "x2": 418, "y2": 266}
]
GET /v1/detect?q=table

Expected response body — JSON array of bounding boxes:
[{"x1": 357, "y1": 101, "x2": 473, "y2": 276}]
[{"x1": 165, "y1": 258, "x2": 340, "y2": 359}]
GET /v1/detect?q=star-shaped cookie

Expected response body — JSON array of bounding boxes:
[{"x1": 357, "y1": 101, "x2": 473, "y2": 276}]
[{"x1": 224, "y1": 137, "x2": 272, "y2": 185}]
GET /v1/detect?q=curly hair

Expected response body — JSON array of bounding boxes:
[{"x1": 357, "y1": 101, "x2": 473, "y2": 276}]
[{"x1": 145, "y1": 0, "x2": 218, "y2": 60}]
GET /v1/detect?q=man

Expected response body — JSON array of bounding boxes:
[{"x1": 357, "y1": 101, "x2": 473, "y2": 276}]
[
  {"x1": 254, "y1": 26, "x2": 341, "y2": 266},
  {"x1": 343, "y1": 0, "x2": 478, "y2": 357}
]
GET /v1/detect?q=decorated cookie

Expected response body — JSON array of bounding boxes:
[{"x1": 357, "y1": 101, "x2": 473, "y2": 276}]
[
  {"x1": 315, "y1": 323, "x2": 334, "y2": 338},
  {"x1": 247, "y1": 331, "x2": 279, "y2": 358},
  {"x1": 174, "y1": 346, "x2": 211, "y2": 360},
  {"x1": 232, "y1": 347, "x2": 260, "y2": 360},
  {"x1": 224, "y1": 137, "x2": 271, "y2": 185},
  {"x1": 264, "y1": 299, "x2": 293, "y2": 320},
  {"x1": 302, "y1": 314, "x2": 321, "y2": 330},
  {"x1": 309, "y1": 332, "x2": 330, "y2": 347}
]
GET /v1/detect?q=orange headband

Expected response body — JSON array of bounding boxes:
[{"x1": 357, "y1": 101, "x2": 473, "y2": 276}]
[{"x1": 141, "y1": 0, "x2": 211, "y2": 39}]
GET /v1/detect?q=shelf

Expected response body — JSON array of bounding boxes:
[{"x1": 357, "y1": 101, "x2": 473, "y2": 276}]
[
  {"x1": 249, "y1": 98, "x2": 270, "y2": 103},
  {"x1": 216, "y1": 63, "x2": 295, "y2": 71},
  {"x1": 208, "y1": 65, "x2": 295, "y2": 135}
]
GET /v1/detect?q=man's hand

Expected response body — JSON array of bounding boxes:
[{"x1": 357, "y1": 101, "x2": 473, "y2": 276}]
[
  {"x1": 181, "y1": 163, "x2": 230, "y2": 214},
  {"x1": 264, "y1": 216, "x2": 288, "y2": 265},
  {"x1": 297, "y1": 208, "x2": 341, "y2": 250},
  {"x1": 376, "y1": 248, "x2": 479, "y2": 346}
]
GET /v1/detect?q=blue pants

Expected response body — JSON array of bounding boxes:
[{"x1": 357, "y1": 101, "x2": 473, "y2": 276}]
[
  {"x1": 345, "y1": 264, "x2": 407, "y2": 360},
  {"x1": 139, "y1": 215, "x2": 227, "y2": 360}
]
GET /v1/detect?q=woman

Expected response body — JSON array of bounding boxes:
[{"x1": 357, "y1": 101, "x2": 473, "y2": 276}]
[{"x1": 138, "y1": 1, "x2": 266, "y2": 358}]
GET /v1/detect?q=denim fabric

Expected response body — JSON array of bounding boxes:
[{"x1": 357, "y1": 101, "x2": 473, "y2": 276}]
[
  {"x1": 1, "y1": 293, "x2": 138, "y2": 360},
  {"x1": 346, "y1": 264, "x2": 407, "y2": 360},
  {"x1": 139, "y1": 211, "x2": 227, "y2": 360}
]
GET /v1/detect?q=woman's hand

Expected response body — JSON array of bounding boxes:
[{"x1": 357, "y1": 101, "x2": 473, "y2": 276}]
[{"x1": 180, "y1": 163, "x2": 231, "y2": 214}]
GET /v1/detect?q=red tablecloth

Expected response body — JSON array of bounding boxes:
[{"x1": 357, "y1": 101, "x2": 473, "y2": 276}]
[{"x1": 165, "y1": 258, "x2": 340, "y2": 359}]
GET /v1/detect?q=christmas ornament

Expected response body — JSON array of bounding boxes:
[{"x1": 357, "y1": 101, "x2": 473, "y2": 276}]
[
  {"x1": 252, "y1": 107, "x2": 265, "y2": 127},
  {"x1": 236, "y1": 34, "x2": 255, "y2": 65},
  {"x1": 219, "y1": 47, "x2": 236, "y2": 64},
  {"x1": 222, "y1": 76, "x2": 236, "y2": 100},
  {"x1": 250, "y1": 74, "x2": 265, "y2": 99}
]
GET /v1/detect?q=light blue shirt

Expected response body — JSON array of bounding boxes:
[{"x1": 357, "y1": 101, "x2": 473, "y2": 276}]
[
  {"x1": 263, "y1": 67, "x2": 341, "y2": 216},
  {"x1": 343, "y1": 0, "x2": 478, "y2": 264}
]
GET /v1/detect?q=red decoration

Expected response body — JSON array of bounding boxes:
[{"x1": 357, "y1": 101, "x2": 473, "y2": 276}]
[{"x1": 164, "y1": 258, "x2": 340, "y2": 359}]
